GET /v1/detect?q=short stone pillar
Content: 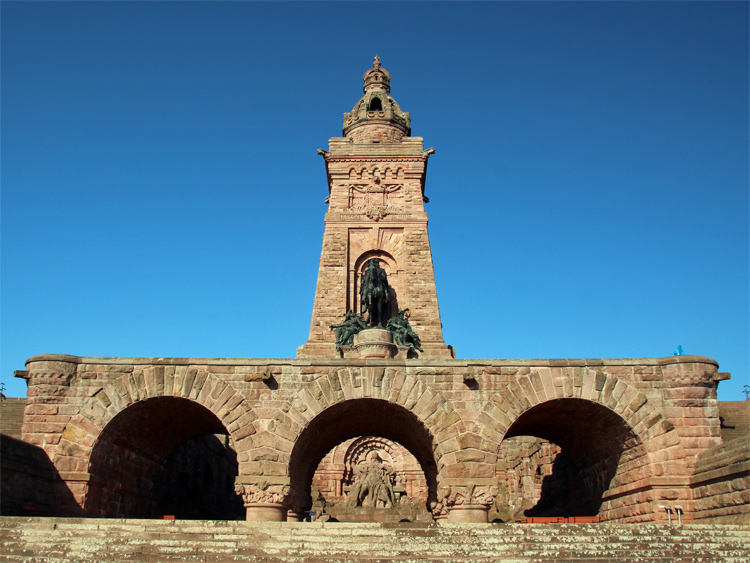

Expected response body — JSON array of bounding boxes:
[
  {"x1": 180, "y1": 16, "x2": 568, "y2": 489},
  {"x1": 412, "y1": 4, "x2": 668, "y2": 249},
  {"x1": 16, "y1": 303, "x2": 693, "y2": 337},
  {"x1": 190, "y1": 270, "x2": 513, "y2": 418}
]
[
  {"x1": 235, "y1": 482, "x2": 290, "y2": 522},
  {"x1": 446, "y1": 504, "x2": 490, "y2": 523},
  {"x1": 353, "y1": 328, "x2": 397, "y2": 359},
  {"x1": 286, "y1": 511, "x2": 305, "y2": 522},
  {"x1": 246, "y1": 503, "x2": 287, "y2": 521},
  {"x1": 438, "y1": 482, "x2": 497, "y2": 524}
]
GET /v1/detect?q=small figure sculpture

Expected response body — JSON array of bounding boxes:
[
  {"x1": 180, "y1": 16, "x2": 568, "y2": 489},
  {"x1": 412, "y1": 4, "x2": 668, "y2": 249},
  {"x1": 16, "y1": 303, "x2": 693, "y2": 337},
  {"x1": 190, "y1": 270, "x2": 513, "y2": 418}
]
[
  {"x1": 347, "y1": 451, "x2": 398, "y2": 509},
  {"x1": 329, "y1": 310, "x2": 367, "y2": 351},
  {"x1": 360, "y1": 259, "x2": 392, "y2": 327},
  {"x1": 386, "y1": 308, "x2": 423, "y2": 352}
]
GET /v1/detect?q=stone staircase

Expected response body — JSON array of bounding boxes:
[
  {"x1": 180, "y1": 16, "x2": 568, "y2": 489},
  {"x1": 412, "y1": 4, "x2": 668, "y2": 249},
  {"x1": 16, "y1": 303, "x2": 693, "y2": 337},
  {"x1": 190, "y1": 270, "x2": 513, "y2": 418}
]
[{"x1": 1, "y1": 517, "x2": 749, "y2": 562}]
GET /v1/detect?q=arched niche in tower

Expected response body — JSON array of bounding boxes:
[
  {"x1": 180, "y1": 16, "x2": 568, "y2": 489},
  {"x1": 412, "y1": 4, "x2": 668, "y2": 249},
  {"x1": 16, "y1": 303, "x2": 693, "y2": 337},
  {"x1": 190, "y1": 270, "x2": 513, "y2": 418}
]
[{"x1": 352, "y1": 250, "x2": 400, "y2": 319}]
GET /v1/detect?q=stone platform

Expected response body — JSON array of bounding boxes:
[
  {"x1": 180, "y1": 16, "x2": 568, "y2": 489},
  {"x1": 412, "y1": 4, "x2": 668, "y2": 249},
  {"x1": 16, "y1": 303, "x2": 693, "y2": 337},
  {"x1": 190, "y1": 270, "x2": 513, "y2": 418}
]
[{"x1": 1, "y1": 516, "x2": 749, "y2": 562}]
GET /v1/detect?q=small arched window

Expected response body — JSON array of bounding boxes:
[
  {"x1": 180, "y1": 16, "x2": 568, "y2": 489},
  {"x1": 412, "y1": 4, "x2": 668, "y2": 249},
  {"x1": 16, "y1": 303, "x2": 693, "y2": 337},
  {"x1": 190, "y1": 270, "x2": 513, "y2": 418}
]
[{"x1": 368, "y1": 97, "x2": 383, "y2": 111}]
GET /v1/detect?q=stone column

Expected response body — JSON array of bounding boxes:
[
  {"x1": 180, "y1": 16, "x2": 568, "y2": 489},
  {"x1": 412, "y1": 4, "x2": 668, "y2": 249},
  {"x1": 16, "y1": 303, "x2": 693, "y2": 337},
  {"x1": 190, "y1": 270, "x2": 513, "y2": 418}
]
[
  {"x1": 235, "y1": 481, "x2": 293, "y2": 522},
  {"x1": 436, "y1": 483, "x2": 498, "y2": 523}
]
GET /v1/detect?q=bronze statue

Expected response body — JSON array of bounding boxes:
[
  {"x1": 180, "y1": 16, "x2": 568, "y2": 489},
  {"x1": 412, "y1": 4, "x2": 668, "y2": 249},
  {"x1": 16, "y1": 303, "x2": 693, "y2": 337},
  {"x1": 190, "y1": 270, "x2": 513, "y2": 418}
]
[
  {"x1": 386, "y1": 308, "x2": 423, "y2": 352},
  {"x1": 360, "y1": 259, "x2": 391, "y2": 327},
  {"x1": 329, "y1": 310, "x2": 367, "y2": 351}
]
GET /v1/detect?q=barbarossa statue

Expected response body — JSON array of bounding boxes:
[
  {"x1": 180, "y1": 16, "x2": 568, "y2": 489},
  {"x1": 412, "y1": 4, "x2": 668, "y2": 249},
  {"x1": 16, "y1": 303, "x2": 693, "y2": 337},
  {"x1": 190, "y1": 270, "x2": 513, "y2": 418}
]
[{"x1": 360, "y1": 259, "x2": 391, "y2": 327}]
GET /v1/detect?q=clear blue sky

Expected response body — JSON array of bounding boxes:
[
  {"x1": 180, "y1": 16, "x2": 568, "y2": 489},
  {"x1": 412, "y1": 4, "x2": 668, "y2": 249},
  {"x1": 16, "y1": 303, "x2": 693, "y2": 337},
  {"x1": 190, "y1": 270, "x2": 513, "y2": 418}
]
[{"x1": 2, "y1": 2, "x2": 748, "y2": 401}]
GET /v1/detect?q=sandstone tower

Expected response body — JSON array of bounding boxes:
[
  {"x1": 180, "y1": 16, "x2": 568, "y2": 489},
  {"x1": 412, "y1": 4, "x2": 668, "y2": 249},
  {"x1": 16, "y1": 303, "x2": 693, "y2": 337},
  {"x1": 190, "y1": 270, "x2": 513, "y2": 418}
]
[{"x1": 298, "y1": 58, "x2": 453, "y2": 360}]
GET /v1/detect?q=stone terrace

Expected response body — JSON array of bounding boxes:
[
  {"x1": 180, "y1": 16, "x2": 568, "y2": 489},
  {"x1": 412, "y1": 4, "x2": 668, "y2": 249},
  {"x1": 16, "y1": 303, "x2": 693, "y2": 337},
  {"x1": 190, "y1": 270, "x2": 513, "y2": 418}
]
[{"x1": 2, "y1": 516, "x2": 749, "y2": 563}]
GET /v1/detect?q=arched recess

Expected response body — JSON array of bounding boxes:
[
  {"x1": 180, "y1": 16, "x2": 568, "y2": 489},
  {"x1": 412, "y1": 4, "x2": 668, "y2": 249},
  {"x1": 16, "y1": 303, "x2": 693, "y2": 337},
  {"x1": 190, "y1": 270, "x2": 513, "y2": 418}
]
[
  {"x1": 55, "y1": 367, "x2": 258, "y2": 517},
  {"x1": 84, "y1": 397, "x2": 244, "y2": 519},
  {"x1": 288, "y1": 398, "x2": 439, "y2": 514},
  {"x1": 253, "y1": 368, "x2": 464, "y2": 514},
  {"x1": 353, "y1": 250, "x2": 400, "y2": 319},
  {"x1": 479, "y1": 369, "x2": 686, "y2": 522},
  {"x1": 497, "y1": 398, "x2": 648, "y2": 519}
]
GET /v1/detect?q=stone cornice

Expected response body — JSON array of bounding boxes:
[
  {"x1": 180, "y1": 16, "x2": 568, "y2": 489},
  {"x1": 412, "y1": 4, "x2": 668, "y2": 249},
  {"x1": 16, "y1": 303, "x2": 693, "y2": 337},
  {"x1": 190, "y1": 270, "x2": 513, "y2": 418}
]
[{"x1": 24, "y1": 353, "x2": 720, "y2": 369}]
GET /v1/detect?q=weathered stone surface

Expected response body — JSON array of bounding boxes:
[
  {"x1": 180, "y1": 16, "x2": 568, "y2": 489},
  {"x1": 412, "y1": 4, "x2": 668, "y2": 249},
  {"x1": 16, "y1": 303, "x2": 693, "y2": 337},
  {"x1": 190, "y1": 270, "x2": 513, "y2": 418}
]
[{"x1": 2, "y1": 516, "x2": 750, "y2": 563}]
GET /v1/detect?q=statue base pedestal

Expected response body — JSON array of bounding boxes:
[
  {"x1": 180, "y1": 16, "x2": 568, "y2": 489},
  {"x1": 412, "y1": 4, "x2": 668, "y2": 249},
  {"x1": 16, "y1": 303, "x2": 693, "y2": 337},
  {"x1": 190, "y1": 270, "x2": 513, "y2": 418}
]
[
  {"x1": 446, "y1": 505, "x2": 490, "y2": 523},
  {"x1": 325, "y1": 504, "x2": 434, "y2": 523},
  {"x1": 286, "y1": 511, "x2": 304, "y2": 522},
  {"x1": 353, "y1": 328, "x2": 397, "y2": 359},
  {"x1": 245, "y1": 503, "x2": 287, "y2": 521}
]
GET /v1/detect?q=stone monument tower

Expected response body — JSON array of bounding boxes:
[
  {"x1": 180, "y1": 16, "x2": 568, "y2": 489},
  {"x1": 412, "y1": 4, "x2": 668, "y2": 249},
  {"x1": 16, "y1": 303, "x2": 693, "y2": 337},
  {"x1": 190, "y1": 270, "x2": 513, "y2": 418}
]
[{"x1": 298, "y1": 57, "x2": 453, "y2": 360}]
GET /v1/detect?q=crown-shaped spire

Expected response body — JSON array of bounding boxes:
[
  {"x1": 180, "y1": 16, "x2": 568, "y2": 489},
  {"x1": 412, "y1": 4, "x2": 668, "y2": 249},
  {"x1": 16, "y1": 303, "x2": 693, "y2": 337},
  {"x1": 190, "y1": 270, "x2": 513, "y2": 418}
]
[
  {"x1": 363, "y1": 56, "x2": 391, "y2": 93},
  {"x1": 343, "y1": 57, "x2": 410, "y2": 141}
]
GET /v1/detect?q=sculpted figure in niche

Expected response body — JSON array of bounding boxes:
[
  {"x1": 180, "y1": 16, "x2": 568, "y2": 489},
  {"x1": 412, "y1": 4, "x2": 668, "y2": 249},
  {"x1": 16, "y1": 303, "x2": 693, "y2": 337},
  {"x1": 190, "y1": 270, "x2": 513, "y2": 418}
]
[
  {"x1": 386, "y1": 308, "x2": 423, "y2": 352},
  {"x1": 360, "y1": 259, "x2": 391, "y2": 328},
  {"x1": 329, "y1": 310, "x2": 367, "y2": 351},
  {"x1": 347, "y1": 451, "x2": 398, "y2": 509}
]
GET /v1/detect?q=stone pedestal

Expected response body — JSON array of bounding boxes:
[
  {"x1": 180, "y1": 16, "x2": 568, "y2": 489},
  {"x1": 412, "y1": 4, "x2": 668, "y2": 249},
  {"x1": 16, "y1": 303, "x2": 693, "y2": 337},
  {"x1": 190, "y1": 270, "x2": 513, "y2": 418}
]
[
  {"x1": 245, "y1": 503, "x2": 287, "y2": 521},
  {"x1": 286, "y1": 511, "x2": 304, "y2": 522},
  {"x1": 446, "y1": 505, "x2": 489, "y2": 523},
  {"x1": 353, "y1": 328, "x2": 397, "y2": 359}
]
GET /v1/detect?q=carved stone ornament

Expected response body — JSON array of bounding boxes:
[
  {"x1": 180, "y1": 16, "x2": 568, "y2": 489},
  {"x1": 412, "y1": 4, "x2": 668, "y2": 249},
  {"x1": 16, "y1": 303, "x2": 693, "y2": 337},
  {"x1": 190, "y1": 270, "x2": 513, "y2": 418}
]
[
  {"x1": 346, "y1": 451, "x2": 398, "y2": 508},
  {"x1": 346, "y1": 175, "x2": 403, "y2": 215},
  {"x1": 365, "y1": 207, "x2": 389, "y2": 221},
  {"x1": 235, "y1": 481, "x2": 291, "y2": 506},
  {"x1": 436, "y1": 482, "x2": 498, "y2": 511}
]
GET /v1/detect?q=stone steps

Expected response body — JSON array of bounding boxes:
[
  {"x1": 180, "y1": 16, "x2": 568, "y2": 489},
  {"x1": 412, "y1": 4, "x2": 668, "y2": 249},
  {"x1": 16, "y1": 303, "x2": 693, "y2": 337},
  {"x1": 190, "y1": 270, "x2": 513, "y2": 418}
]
[{"x1": 1, "y1": 517, "x2": 749, "y2": 562}]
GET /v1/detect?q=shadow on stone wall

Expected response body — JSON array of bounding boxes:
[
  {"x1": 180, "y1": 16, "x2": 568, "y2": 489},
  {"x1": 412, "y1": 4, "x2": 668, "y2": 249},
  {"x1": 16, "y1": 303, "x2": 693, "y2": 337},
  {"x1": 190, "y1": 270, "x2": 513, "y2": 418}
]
[
  {"x1": 524, "y1": 447, "x2": 618, "y2": 517},
  {"x1": 497, "y1": 398, "x2": 635, "y2": 520},
  {"x1": 85, "y1": 397, "x2": 242, "y2": 519},
  {"x1": 1, "y1": 434, "x2": 82, "y2": 516},
  {"x1": 154, "y1": 434, "x2": 244, "y2": 520}
]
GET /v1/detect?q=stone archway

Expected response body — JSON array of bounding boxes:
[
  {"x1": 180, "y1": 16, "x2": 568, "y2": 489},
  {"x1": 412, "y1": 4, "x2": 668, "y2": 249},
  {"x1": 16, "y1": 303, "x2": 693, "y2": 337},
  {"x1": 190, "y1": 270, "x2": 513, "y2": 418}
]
[
  {"x1": 287, "y1": 397, "x2": 438, "y2": 520},
  {"x1": 479, "y1": 368, "x2": 687, "y2": 522},
  {"x1": 54, "y1": 366, "x2": 258, "y2": 516},
  {"x1": 242, "y1": 367, "x2": 473, "y2": 520},
  {"x1": 496, "y1": 398, "x2": 649, "y2": 521},
  {"x1": 85, "y1": 397, "x2": 243, "y2": 519}
]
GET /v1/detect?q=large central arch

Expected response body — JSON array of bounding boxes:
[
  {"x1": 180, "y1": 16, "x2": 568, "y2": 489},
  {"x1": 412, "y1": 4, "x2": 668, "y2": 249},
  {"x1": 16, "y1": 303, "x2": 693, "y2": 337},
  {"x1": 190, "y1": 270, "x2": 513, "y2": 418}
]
[{"x1": 288, "y1": 398, "x2": 439, "y2": 514}]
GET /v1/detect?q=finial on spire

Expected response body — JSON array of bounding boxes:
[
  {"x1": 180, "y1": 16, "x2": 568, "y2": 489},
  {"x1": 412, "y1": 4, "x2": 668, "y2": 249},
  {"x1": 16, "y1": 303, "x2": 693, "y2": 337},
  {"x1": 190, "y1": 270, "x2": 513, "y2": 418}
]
[{"x1": 363, "y1": 57, "x2": 390, "y2": 94}]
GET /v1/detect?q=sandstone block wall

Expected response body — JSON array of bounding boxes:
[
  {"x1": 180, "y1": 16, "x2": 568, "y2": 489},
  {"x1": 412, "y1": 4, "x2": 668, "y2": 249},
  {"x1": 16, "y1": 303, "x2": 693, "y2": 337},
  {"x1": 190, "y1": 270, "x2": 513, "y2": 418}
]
[{"x1": 11, "y1": 353, "x2": 739, "y2": 523}]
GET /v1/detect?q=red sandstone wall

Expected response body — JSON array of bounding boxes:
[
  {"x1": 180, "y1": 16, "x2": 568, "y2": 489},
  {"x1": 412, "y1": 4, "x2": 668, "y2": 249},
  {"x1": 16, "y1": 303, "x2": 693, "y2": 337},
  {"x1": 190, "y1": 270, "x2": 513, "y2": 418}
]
[{"x1": 16, "y1": 354, "x2": 733, "y2": 522}]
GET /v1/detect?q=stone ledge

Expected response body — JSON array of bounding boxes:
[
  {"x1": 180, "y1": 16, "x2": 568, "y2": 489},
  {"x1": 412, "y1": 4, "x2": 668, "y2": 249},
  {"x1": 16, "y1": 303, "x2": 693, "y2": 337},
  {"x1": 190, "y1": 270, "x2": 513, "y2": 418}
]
[
  {"x1": 691, "y1": 461, "x2": 750, "y2": 486},
  {"x1": 23, "y1": 353, "x2": 720, "y2": 368},
  {"x1": 600, "y1": 476, "x2": 692, "y2": 502}
]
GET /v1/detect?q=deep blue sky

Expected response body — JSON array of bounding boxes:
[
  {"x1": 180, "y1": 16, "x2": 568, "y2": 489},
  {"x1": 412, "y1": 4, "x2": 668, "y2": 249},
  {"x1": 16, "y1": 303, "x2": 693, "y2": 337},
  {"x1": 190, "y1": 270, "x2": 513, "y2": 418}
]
[{"x1": 2, "y1": 2, "x2": 748, "y2": 401}]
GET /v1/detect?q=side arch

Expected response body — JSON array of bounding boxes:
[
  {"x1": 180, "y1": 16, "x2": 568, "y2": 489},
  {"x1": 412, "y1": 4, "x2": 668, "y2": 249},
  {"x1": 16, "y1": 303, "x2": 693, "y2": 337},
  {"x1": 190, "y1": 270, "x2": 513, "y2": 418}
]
[
  {"x1": 56, "y1": 367, "x2": 258, "y2": 515},
  {"x1": 479, "y1": 368, "x2": 685, "y2": 462},
  {"x1": 480, "y1": 368, "x2": 688, "y2": 522}
]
